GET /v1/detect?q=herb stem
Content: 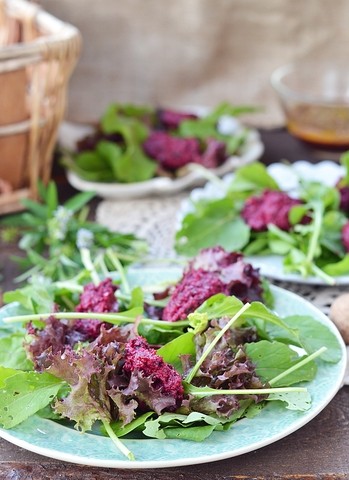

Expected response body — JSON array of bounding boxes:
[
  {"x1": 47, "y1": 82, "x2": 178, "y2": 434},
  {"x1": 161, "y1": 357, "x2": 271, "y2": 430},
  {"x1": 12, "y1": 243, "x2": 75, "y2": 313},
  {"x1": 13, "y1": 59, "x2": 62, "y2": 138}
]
[
  {"x1": 310, "y1": 264, "x2": 336, "y2": 286},
  {"x1": 106, "y1": 248, "x2": 130, "y2": 294},
  {"x1": 102, "y1": 420, "x2": 135, "y2": 461},
  {"x1": 80, "y1": 248, "x2": 100, "y2": 285},
  {"x1": 269, "y1": 346, "x2": 327, "y2": 386},
  {"x1": 117, "y1": 291, "x2": 168, "y2": 308},
  {"x1": 186, "y1": 385, "x2": 307, "y2": 397},
  {"x1": 55, "y1": 281, "x2": 84, "y2": 293},
  {"x1": 185, "y1": 302, "x2": 251, "y2": 383},
  {"x1": 3, "y1": 311, "x2": 190, "y2": 329},
  {"x1": 187, "y1": 163, "x2": 226, "y2": 188},
  {"x1": 305, "y1": 202, "x2": 323, "y2": 269}
]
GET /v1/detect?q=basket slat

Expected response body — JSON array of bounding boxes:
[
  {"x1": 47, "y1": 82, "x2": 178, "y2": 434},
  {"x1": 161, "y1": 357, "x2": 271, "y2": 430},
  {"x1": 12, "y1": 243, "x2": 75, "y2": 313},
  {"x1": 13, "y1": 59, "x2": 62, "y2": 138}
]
[{"x1": 0, "y1": 0, "x2": 81, "y2": 215}]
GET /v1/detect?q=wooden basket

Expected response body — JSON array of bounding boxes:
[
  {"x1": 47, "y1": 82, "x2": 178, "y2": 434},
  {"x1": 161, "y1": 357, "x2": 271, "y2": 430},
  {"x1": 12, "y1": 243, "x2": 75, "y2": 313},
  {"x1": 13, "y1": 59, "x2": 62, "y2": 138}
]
[{"x1": 0, "y1": 0, "x2": 81, "y2": 215}]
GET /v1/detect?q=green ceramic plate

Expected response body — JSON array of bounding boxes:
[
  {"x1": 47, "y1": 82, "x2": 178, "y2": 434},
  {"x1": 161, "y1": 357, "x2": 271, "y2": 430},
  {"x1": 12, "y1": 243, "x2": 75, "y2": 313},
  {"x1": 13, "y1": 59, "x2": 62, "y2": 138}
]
[{"x1": 0, "y1": 268, "x2": 346, "y2": 469}]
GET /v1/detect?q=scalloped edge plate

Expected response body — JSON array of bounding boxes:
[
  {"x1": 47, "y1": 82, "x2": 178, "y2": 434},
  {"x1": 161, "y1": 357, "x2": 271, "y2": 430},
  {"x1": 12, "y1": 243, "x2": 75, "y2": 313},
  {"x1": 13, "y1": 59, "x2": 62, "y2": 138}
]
[
  {"x1": 0, "y1": 268, "x2": 346, "y2": 469},
  {"x1": 59, "y1": 120, "x2": 264, "y2": 199}
]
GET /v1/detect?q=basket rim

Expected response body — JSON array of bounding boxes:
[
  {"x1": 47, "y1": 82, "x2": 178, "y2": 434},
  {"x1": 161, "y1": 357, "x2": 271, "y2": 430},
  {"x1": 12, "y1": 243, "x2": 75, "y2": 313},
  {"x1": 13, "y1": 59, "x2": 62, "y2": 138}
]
[{"x1": 0, "y1": 0, "x2": 80, "y2": 61}]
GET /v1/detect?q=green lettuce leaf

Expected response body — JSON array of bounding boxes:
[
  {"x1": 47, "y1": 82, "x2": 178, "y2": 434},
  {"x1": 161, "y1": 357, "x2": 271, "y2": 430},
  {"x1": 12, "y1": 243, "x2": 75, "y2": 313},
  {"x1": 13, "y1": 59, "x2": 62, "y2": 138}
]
[{"x1": 0, "y1": 368, "x2": 64, "y2": 428}]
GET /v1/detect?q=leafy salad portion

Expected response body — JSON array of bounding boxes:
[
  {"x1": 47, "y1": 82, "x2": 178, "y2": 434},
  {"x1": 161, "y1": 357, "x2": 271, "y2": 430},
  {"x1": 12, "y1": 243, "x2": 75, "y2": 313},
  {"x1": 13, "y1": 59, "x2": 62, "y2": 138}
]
[
  {"x1": 175, "y1": 153, "x2": 349, "y2": 284},
  {"x1": 0, "y1": 246, "x2": 343, "y2": 461},
  {"x1": 0, "y1": 182, "x2": 147, "y2": 284},
  {"x1": 62, "y1": 102, "x2": 258, "y2": 184}
]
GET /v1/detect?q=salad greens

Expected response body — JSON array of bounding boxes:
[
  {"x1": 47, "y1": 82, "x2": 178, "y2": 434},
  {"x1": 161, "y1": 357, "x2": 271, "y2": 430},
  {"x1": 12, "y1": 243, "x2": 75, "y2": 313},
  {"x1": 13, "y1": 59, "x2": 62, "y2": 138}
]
[
  {"x1": 0, "y1": 254, "x2": 342, "y2": 461},
  {"x1": 175, "y1": 154, "x2": 349, "y2": 283},
  {"x1": 62, "y1": 102, "x2": 257, "y2": 183},
  {"x1": 0, "y1": 181, "x2": 148, "y2": 283}
]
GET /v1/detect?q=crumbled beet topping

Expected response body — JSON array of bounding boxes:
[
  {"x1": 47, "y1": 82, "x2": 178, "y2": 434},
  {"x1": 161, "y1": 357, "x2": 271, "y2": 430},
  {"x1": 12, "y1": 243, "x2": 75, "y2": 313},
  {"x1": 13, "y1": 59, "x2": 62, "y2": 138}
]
[
  {"x1": 162, "y1": 269, "x2": 228, "y2": 322},
  {"x1": 123, "y1": 337, "x2": 184, "y2": 407},
  {"x1": 76, "y1": 278, "x2": 118, "y2": 313},
  {"x1": 162, "y1": 247, "x2": 263, "y2": 322},
  {"x1": 189, "y1": 246, "x2": 243, "y2": 271},
  {"x1": 342, "y1": 222, "x2": 349, "y2": 252},
  {"x1": 75, "y1": 278, "x2": 118, "y2": 340},
  {"x1": 143, "y1": 131, "x2": 226, "y2": 172},
  {"x1": 143, "y1": 131, "x2": 201, "y2": 171},
  {"x1": 157, "y1": 109, "x2": 198, "y2": 130},
  {"x1": 199, "y1": 138, "x2": 226, "y2": 169},
  {"x1": 241, "y1": 189, "x2": 303, "y2": 232},
  {"x1": 338, "y1": 185, "x2": 349, "y2": 212}
]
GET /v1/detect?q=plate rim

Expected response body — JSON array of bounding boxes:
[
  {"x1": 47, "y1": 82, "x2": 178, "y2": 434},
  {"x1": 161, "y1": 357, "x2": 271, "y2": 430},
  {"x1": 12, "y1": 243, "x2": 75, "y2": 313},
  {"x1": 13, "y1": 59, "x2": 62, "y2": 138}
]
[{"x1": 0, "y1": 282, "x2": 346, "y2": 469}]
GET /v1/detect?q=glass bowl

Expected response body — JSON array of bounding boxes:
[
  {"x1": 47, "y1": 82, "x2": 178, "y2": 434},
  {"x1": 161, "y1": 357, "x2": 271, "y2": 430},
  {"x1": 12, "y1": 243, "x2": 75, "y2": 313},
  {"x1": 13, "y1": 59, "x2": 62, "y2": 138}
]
[{"x1": 271, "y1": 61, "x2": 349, "y2": 148}]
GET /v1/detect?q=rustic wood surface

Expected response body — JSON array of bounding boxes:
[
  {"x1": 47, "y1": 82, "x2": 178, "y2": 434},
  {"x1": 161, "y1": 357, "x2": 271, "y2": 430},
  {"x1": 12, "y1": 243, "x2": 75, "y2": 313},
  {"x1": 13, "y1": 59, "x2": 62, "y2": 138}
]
[{"x1": 0, "y1": 129, "x2": 348, "y2": 479}]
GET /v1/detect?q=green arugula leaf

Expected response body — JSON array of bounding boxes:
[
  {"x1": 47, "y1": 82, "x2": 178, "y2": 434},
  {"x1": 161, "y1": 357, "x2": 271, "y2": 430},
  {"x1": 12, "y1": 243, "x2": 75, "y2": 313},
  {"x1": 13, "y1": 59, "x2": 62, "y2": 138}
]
[
  {"x1": 157, "y1": 331, "x2": 195, "y2": 372},
  {"x1": 162, "y1": 424, "x2": 216, "y2": 441},
  {"x1": 3, "y1": 285, "x2": 55, "y2": 315},
  {"x1": 195, "y1": 294, "x2": 292, "y2": 332},
  {"x1": 0, "y1": 368, "x2": 64, "y2": 428},
  {"x1": 340, "y1": 151, "x2": 349, "y2": 185},
  {"x1": 228, "y1": 162, "x2": 280, "y2": 193},
  {"x1": 0, "y1": 367, "x2": 19, "y2": 388},
  {"x1": 323, "y1": 254, "x2": 349, "y2": 276},
  {"x1": 300, "y1": 181, "x2": 339, "y2": 209},
  {"x1": 267, "y1": 390, "x2": 311, "y2": 411},
  {"x1": 265, "y1": 315, "x2": 342, "y2": 363},
  {"x1": 65, "y1": 150, "x2": 112, "y2": 182},
  {"x1": 204, "y1": 103, "x2": 261, "y2": 122},
  {"x1": 175, "y1": 197, "x2": 250, "y2": 256},
  {"x1": 109, "y1": 411, "x2": 154, "y2": 438},
  {"x1": 319, "y1": 210, "x2": 346, "y2": 257},
  {"x1": 113, "y1": 145, "x2": 157, "y2": 183},
  {"x1": 188, "y1": 312, "x2": 209, "y2": 334},
  {"x1": 64, "y1": 191, "x2": 95, "y2": 213},
  {"x1": 0, "y1": 303, "x2": 29, "y2": 336},
  {"x1": 0, "y1": 334, "x2": 33, "y2": 370},
  {"x1": 143, "y1": 412, "x2": 222, "y2": 441},
  {"x1": 246, "y1": 340, "x2": 317, "y2": 386},
  {"x1": 20, "y1": 198, "x2": 47, "y2": 220}
]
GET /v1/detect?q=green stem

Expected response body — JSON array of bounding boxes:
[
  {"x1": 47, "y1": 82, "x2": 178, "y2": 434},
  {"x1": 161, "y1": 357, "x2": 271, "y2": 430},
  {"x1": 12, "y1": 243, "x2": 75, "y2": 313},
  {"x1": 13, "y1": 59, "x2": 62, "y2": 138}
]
[
  {"x1": 117, "y1": 291, "x2": 168, "y2": 308},
  {"x1": 60, "y1": 295, "x2": 76, "y2": 311},
  {"x1": 187, "y1": 163, "x2": 226, "y2": 188},
  {"x1": 106, "y1": 248, "x2": 130, "y2": 294},
  {"x1": 102, "y1": 420, "x2": 135, "y2": 461},
  {"x1": 185, "y1": 302, "x2": 251, "y2": 383},
  {"x1": 187, "y1": 385, "x2": 307, "y2": 397},
  {"x1": 269, "y1": 346, "x2": 327, "y2": 386},
  {"x1": 80, "y1": 248, "x2": 100, "y2": 285},
  {"x1": 3, "y1": 311, "x2": 190, "y2": 330},
  {"x1": 95, "y1": 253, "x2": 110, "y2": 278},
  {"x1": 310, "y1": 264, "x2": 335, "y2": 286},
  {"x1": 55, "y1": 281, "x2": 84, "y2": 293},
  {"x1": 306, "y1": 202, "x2": 323, "y2": 267}
]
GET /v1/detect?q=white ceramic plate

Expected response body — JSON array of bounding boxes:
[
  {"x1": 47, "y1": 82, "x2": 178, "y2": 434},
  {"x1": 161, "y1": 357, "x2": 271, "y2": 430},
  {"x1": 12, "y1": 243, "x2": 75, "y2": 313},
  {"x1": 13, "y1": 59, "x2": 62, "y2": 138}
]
[
  {"x1": 0, "y1": 268, "x2": 346, "y2": 469},
  {"x1": 59, "y1": 119, "x2": 264, "y2": 199},
  {"x1": 178, "y1": 161, "x2": 349, "y2": 285}
]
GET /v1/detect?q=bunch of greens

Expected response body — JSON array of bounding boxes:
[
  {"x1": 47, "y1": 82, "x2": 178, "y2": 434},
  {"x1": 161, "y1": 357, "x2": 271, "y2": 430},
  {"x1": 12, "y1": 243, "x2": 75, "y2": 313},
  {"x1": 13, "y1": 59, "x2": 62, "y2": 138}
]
[
  {"x1": 0, "y1": 259, "x2": 342, "y2": 461},
  {"x1": 62, "y1": 102, "x2": 258, "y2": 183},
  {"x1": 175, "y1": 155, "x2": 349, "y2": 283},
  {"x1": 0, "y1": 182, "x2": 148, "y2": 283}
]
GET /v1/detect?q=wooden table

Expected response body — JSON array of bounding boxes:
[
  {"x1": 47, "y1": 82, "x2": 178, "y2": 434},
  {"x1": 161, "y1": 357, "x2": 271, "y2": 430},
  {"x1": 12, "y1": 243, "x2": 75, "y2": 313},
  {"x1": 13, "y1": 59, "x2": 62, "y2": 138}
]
[{"x1": 0, "y1": 129, "x2": 348, "y2": 479}]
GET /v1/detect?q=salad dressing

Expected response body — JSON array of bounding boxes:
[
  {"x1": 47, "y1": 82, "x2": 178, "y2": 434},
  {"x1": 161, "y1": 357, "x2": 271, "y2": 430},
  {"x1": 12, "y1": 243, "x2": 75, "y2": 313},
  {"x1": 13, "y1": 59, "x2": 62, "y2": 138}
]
[{"x1": 286, "y1": 104, "x2": 349, "y2": 148}]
